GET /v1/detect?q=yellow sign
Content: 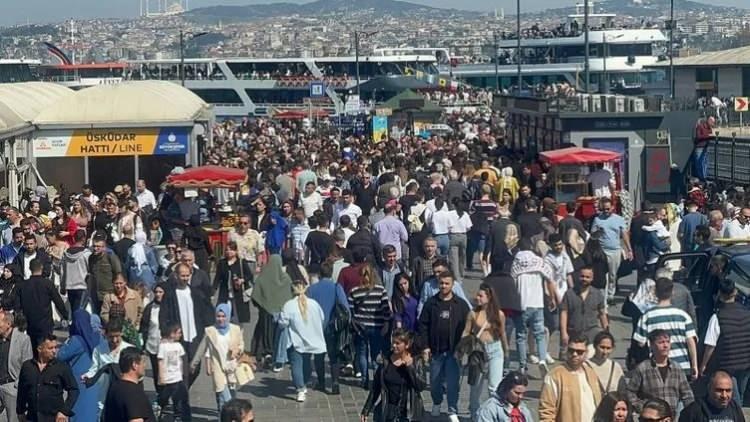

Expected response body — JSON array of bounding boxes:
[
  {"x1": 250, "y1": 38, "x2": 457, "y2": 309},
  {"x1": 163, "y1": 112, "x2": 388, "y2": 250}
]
[
  {"x1": 375, "y1": 108, "x2": 392, "y2": 116},
  {"x1": 33, "y1": 128, "x2": 189, "y2": 157}
]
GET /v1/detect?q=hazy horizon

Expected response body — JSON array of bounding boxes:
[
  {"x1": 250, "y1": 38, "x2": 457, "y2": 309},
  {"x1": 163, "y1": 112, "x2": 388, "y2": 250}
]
[{"x1": 1, "y1": 0, "x2": 746, "y2": 27}]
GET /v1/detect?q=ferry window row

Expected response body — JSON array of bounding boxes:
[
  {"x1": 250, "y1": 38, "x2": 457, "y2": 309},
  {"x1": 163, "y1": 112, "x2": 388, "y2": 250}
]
[{"x1": 126, "y1": 64, "x2": 226, "y2": 81}]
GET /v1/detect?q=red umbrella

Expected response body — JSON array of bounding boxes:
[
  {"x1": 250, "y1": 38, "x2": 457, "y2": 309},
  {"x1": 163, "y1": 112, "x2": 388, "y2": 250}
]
[
  {"x1": 540, "y1": 147, "x2": 622, "y2": 165},
  {"x1": 167, "y1": 165, "x2": 247, "y2": 188}
]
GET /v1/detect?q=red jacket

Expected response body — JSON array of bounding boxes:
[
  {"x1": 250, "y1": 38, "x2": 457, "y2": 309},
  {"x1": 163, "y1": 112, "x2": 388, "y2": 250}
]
[
  {"x1": 695, "y1": 120, "x2": 713, "y2": 147},
  {"x1": 337, "y1": 263, "x2": 366, "y2": 295}
]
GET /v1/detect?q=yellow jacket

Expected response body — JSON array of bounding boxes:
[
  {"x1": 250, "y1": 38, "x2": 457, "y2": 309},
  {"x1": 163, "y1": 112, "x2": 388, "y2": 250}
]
[{"x1": 539, "y1": 364, "x2": 602, "y2": 422}]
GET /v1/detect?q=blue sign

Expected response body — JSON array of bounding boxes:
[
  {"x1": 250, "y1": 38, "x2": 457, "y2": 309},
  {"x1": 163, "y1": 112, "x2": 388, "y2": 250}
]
[
  {"x1": 154, "y1": 127, "x2": 189, "y2": 155},
  {"x1": 310, "y1": 81, "x2": 325, "y2": 98}
]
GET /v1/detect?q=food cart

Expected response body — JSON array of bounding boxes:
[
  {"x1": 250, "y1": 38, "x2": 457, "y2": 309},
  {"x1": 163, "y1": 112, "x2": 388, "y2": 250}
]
[
  {"x1": 539, "y1": 147, "x2": 623, "y2": 220},
  {"x1": 166, "y1": 165, "x2": 248, "y2": 260}
]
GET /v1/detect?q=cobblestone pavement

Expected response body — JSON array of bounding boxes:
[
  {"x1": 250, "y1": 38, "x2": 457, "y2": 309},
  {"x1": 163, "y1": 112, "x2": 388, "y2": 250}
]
[{"x1": 124, "y1": 268, "x2": 750, "y2": 421}]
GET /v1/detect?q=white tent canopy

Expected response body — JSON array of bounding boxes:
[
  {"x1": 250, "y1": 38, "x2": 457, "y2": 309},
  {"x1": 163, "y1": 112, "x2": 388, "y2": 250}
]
[
  {"x1": 0, "y1": 82, "x2": 74, "y2": 139},
  {"x1": 34, "y1": 80, "x2": 212, "y2": 128}
]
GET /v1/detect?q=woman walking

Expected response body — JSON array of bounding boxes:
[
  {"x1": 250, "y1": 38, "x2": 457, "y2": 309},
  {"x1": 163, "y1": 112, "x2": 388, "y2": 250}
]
[
  {"x1": 203, "y1": 304, "x2": 251, "y2": 411},
  {"x1": 58, "y1": 309, "x2": 105, "y2": 422},
  {"x1": 214, "y1": 242, "x2": 254, "y2": 348},
  {"x1": 250, "y1": 254, "x2": 292, "y2": 366},
  {"x1": 476, "y1": 371, "x2": 533, "y2": 422},
  {"x1": 392, "y1": 273, "x2": 418, "y2": 333},
  {"x1": 349, "y1": 264, "x2": 391, "y2": 389},
  {"x1": 125, "y1": 231, "x2": 159, "y2": 289},
  {"x1": 360, "y1": 329, "x2": 426, "y2": 422},
  {"x1": 448, "y1": 198, "x2": 472, "y2": 280},
  {"x1": 140, "y1": 283, "x2": 166, "y2": 393},
  {"x1": 462, "y1": 283, "x2": 509, "y2": 421},
  {"x1": 586, "y1": 331, "x2": 625, "y2": 394},
  {"x1": 279, "y1": 281, "x2": 327, "y2": 402}
]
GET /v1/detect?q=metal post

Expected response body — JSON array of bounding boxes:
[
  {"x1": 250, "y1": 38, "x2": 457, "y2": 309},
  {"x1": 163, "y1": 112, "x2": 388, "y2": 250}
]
[
  {"x1": 584, "y1": 0, "x2": 590, "y2": 93},
  {"x1": 731, "y1": 132, "x2": 736, "y2": 184},
  {"x1": 669, "y1": 0, "x2": 675, "y2": 99},
  {"x1": 494, "y1": 32, "x2": 499, "y2": 90},
  {"x1": 180, "y1": 30, "x2": 185, "y2": 87},
  {"x1": 516, "y1": 0, "x2": 522, "y2": 94},
  {"x1": 355, "y1": 31, "x2": 361, "y2": 98},
  {"x1": 602, "y1": 35, "x2": 608, "y2": 94}
]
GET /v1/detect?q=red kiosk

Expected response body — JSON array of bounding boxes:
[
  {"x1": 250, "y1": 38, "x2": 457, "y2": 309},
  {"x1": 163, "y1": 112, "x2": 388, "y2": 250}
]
[
  {"x1": 167, "y1": 165, "x2": 248, "y2": 258},
  {"x1": 539, "y1": 147, "x2": 623, "y2": 220}
]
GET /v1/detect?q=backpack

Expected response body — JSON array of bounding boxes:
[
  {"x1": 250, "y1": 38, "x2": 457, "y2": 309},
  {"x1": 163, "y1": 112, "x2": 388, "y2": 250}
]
[
  {"x1": 408, "y1": 203, "x2": 427, "y2": 234},
  {"x1": 327, "y1": 301, "x2": 353, "y2": 363}
]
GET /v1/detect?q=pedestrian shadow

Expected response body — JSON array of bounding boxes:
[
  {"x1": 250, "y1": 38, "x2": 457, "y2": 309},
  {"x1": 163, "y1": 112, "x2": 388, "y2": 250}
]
[{"x1": 241, "y1": 376, "x2": 297, "y2": 400}]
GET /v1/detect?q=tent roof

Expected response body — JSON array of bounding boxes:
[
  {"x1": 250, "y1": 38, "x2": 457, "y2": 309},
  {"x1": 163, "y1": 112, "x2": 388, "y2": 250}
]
[
  {"x1": 358, "y1": 76, "x2": 432, "y2": 92},
  {"x1": 540, "y1": 147, "x2": 622, "y2": 165},
  {"x1": 0, "y1": 82, "x2": 74, "y2": 138},
  {"x1": 167, "y1": 165, "x2": 247, "y2": 188},
  {"x1": 34, "y1": 80, "x2": 211, "y2": 128},
  {"x1": 381, "y1": 89, "x2": 442, "y2": 113}
]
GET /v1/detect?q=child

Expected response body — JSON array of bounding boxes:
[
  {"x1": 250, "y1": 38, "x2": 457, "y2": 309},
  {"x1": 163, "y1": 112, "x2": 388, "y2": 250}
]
[{"x1": 158, "y1": 323, "x2": 191, "y2": 421}]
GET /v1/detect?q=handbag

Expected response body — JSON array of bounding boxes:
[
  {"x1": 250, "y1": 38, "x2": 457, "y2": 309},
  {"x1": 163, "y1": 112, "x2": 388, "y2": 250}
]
[
  {"x1": 236, "y1": 258, "x2": 254, "y2": 303},
  {"x1": 206, "y1": 329, "x2": 255, "y2": 387}
]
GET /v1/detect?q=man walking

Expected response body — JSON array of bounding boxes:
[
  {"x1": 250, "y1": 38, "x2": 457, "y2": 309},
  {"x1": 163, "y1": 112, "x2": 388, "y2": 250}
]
[
  {"x1": 539, "y1": 334, "x2": 602, "y2": 422},
  {"x1": 591, "y1": 197, "x2": 632, "y2": 302},
  {"x1": 88, "y1": 234, "x2": 122, "y2": 313},
  {"x1": 17, "y1": 259, "x2": 68, "y2": 347},
  {"x1": 0, "y1": 312, "x2": 32, "y2": 422},
  {"x1": 560, "y1": 267, "x2": 608, "y2": 355},
  {"x1": 60, "y1": 230, "x2": 91, "y2": 312},
  {"x1": 418, "y1": 271, "x2": 469, "y2": 422},
  {"x1": 17, "y1": 335, "x2": 79, "y2": 422},
  {"x1": 679, "y1": 370, "x2": 745, "y2": 421},
  {"x1": 104, "y1": 348, "x2": 155, "y2": 422},
  {"x1": 373, "y1": 200, "x2": 408, "y2": 262}
]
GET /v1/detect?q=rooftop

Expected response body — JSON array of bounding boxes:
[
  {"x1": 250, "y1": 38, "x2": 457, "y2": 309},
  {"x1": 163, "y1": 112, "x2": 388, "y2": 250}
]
[{"x1": 650, "y1": 45, "x2": 750, "y2": 67}]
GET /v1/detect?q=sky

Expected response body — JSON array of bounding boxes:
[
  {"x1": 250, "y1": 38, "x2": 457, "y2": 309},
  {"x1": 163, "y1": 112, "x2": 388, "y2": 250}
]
[{"x1": 0, "y1": 0, "x2": 746, "y2": 27}]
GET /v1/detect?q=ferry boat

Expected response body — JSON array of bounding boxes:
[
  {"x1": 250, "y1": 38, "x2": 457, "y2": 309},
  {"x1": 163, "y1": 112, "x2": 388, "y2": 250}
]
[
  {"x1": 36, "y1": 62, "x2": 126, "y2": 89},
  {"x1": 447, "y1": 0, "x2": 668, "y2": 94},
  {"x1": 0, "y1": 59, "x2": 40, "y2": 83}
]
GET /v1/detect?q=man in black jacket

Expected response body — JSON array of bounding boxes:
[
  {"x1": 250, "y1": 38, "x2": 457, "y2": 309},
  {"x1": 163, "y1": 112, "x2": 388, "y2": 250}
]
[
  {"x1": 17, "y1": 334, "x2": 79, "y2": 422},
  {"x1": 679, "y1": 371, "x2": 745, "y2": 422},
  {"x1": 17, "y1": 259, "x2": 68, "y2": 347},
  {"x1": 418, "y1": 271, "x2": 469, "y2": 421},
  {"x1": 11, "y1": 234, "x2": 51, "y2": 280},
  {"x1": 346, "y1": 216, "x2": 381, "y2": 265},
  {"x1": 160, "y1": 263, "x2": 212, "y2": 387}
]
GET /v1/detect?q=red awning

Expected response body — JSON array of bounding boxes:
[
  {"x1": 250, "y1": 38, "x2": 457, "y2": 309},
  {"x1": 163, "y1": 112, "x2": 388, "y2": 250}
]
[
  {"x1": 273, "y1": 109, "x2": 330, "y2": 120},
  {"x1": 167, "y1": 165, "x2": 247, "y2": 188},
  {"x1": 540, "y1": 147, "x2": 622, "y2": 165}
]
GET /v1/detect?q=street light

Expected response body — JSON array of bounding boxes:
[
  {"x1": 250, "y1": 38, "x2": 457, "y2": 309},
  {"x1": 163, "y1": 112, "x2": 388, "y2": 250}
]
[
  {"x1": 584, "y1": 0, "x2": 590, "y2": 93},
  {"x1": 668, "y1": 0, "x2": 675, "y2": 99},
  {"x1": 180, "y1": 30, "x2": 208, "y2": 87},
  {"x1": 354, "y1": 30, "x2": 379, "y2": 98},
  {"x1": 516, "y1": 0, "x2": 522, "y2": 94}
]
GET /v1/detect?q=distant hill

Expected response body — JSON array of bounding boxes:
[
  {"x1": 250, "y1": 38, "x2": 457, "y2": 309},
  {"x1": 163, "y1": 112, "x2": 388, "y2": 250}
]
[
  {"x1": 533, "y1": 0, "x2": 746, "y2": 18},
  {"x1": 185, "y1": 0, "x2": 478, "y2": 23}
]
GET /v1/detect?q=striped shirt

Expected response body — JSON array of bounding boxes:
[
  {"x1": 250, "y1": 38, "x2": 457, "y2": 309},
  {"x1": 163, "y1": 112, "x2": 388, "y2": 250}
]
[
  {"x1": 633, "y1": 305, "x2": 697, "y2": 372},
  {"x1": 348, "y1": 284, "x2": 391, "y2": 328}
]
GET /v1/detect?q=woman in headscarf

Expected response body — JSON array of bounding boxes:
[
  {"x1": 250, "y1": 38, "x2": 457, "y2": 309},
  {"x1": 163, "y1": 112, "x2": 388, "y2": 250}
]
[
  {"x1": 58, "y1": 309, "x2": 105, "y2": 422},
  {"x1": 203, "y1": 303, "x2": 249, "y2": 412},
  {"x1": 125, "y1": 231, "x2": 159, "y2": 289},
  {"x1": 0, "y1": 264, "x2": 22, "y2": 313},
  {"x1": 250, "y1": 254, "x2": 293, "y2": 366},
  {"x1": 214, "y1": 241, "x2": 254, "y2": 348}
]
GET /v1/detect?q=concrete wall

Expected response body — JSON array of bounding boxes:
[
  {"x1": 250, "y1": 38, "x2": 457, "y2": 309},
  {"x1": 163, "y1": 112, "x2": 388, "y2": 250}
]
[
  {"x1": 718, "y1": 68, "x2": 743, "y2": 98},
  {"x1": 674, "y1": 68, "x2": 696, "y2": 100}
]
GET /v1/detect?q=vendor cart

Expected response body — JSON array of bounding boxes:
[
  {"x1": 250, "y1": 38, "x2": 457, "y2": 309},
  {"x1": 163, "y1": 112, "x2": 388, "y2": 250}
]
[
  {"x1": 166, "y1": 165, "x2": 248, "y2": 261},
  {"x1": 539, "y1": 147, "x2": 623, "y2": 220}
]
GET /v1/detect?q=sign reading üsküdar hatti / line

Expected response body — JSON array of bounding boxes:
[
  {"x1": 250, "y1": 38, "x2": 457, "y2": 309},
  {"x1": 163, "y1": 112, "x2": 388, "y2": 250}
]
[{"x1": 33, "y1": 128, "x2": 189, "y2": 157}]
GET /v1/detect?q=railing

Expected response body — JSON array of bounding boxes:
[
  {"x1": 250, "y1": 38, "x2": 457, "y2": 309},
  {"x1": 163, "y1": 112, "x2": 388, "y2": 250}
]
[{"x1": 706, "y1": 136, "x2": 750, "y2": 185}]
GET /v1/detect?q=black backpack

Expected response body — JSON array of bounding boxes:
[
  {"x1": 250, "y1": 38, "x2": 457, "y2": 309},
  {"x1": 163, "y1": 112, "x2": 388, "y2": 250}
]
[{"x1": 327, "y1": 301, "x2": 353, "y2": 363}]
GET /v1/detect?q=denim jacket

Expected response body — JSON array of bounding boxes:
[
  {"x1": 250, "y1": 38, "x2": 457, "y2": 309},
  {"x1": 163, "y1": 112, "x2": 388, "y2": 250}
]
[{"x1": 476, "y1": 393, "x2": 534, "y2": 422}]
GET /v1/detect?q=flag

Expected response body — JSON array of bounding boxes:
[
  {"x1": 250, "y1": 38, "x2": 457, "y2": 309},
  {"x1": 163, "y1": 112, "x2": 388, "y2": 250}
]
[{"x1": 42, "y1": 42, "x2": 72, "y2": 65}]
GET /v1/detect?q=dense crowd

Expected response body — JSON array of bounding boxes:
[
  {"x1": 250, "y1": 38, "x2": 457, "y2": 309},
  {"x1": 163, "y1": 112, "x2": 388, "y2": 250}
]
[{"x1": 0, "y1": 102, "x2": 749, "y2": 422}]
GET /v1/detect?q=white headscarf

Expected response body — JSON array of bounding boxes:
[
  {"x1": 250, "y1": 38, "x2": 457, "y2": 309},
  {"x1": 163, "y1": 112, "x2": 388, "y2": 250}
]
[{"x1": 131, "y1": 231, "x2": 148, "y2": 269}]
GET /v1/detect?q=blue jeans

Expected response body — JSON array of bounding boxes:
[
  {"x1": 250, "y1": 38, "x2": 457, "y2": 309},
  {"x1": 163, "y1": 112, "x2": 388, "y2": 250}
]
[
  {"x1": 215, "y1": 385, "x2": 236, "y2": 412},
  {"x1": 733, "y1": 369, "x2": 750, "y2": 405},
  {"x1": 434, "y1": 234, "x2": 450, "y2": 256},
  {"x1": 288, "y1": 347, "x2": 325, "y2": 391},
  {"x1": 469, "y1": 340, "x2": 504, "y2": 419},
  {"x1": 466, "y1": 232, "x2": 486, "y2": 270},
  {"x1": 430, "y1": 352, "x2": 461, "y2": 415},
  {"x1": 356, "y1": 327, "x2": 384, "y2": 383},
  {"x1": 693, "y1": 146, "x2": 708, "y2": 181},
  {"x1": 512, "y1": 308, "x2": 547, "y2": 370}
]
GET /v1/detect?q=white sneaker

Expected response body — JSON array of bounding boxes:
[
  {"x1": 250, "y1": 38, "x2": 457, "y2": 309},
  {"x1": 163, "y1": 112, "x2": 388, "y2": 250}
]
[
  {"x1": 528, "y1": 354, "x2": 540, "y2": 364},
  {"x1": 296, "y1": 389, "x2": 307, "y2": 402},
  {"x1": 431, "y1": 404, "x2": 441, "y2": 417},
  {"x1": 539, "y1": 361, "x2": 549, "y2": 378},
  {"x1": 545, "y1": 354, "x2": 556, "y2": 365},
  {"x1": 448, "y1": 414, "x2": 460, "y2": 422}
]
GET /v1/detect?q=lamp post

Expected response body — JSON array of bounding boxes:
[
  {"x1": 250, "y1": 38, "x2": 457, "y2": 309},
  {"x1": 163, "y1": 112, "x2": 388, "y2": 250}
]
[
  {"x1": 584, "y1": 0, "x2": 590, "y2": 93},
  {"x1": 516, "y1": 0, "x2": 522, "y2": 94},
  {"x1": 669, "y1": 0, "x2": 675, "y2": 99},
  {"x1": 180, "y1": 30, "x2": 208, "y2": 87},
  {"x1": 354, "y1": 30, "x2": 379, "y2": 98},
  {"x1": 494, "y1": 31, "x2": 499, "y2": 90}
]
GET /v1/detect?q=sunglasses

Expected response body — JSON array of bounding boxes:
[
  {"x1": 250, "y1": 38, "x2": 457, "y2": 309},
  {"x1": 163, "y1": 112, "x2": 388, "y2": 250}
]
[
  {"x1": 639, "y1": 417, "x2": 667, "y2": 422},
  {"x1": 567, "y1": 348, "x2": 587, "y2": 356}
]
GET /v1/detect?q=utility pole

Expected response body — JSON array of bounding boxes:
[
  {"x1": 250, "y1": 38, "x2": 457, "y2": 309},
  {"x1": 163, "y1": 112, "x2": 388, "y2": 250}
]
[
  {"x1": 669, "y1": 0, "x2": 675, "y2": 99},
  {"x1": 180, "y1": 30, "x2": 185, "y2": 86},
  {"x1": 584, "y1": 0, "x2": 590, "y2": 93},
  {"x1": 493, "y1": 31, "x2": 499, "y2": 90},
  {"x1": 516, "y1": 0, "x2": 522, "y2": 94},
  {"x1": 355, "y1": 31, "x2": 360, "y2": 98}
]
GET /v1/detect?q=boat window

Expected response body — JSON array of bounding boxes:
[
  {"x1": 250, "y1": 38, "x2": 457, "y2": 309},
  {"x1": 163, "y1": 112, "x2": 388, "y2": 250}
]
[
  {"x1": 191, "y1": 89, "x2": 242, "y2": 105},
  {"x1": 0, "y1": 64, "x2": 35, "y2": 83},
  {"x1": 245, "y1": 89, "x2": 309, "y2": 104},
  {"x1": 227, "y1": 62, "x2": 310, "y2": 80}
]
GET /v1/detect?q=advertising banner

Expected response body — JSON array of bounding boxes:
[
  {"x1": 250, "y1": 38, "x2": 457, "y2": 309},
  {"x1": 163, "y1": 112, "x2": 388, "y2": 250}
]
[
  {"x1": 33, "y1": 128, "x2": 189, "y2": 157},
  {"x1": 372, "y1": 116, "x2": 388, "y2": 143}
]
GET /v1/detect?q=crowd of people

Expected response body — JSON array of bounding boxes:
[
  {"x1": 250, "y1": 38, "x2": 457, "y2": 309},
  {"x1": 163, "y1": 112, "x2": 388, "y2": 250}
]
[{"x1": 0, "y1": 101, "x2": 748, "y2": 422}]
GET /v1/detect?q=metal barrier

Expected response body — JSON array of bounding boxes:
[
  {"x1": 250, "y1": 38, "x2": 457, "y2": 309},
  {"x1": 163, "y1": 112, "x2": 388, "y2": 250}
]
[{"x1": 706, "y1": 136, "x2": 750, "y2": 185}]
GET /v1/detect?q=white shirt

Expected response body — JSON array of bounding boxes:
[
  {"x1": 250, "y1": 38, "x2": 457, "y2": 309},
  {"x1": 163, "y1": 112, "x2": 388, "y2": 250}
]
[
  {"x1": 334, "y1": 203, "x2": 362, "y2": 228},
  {"x1": 146, "y1": 304, "x2": 161, "y2": 354},
  {"x1": 704, "y1": 313, "x2": 720, "y2": 346},
  {"x1": 137, "y1": 188, "x2": 158, "y2": 210},
  {"x1": 299, "y1": 192, "x2": 323, "y2": 218},
  {"x1": 175, "y1": 286, "x2": 197, "y2": 342},
  {"x1": 587, "y1": 169, "x2": 613, "y2": 198},
  {"x1": 23, "y1": 252, "x2": 36, "y2": 280},
  {"x1": 545, "y1": 252, "x2": 574, "y2": 302},
  {"x1": 431, "y1": 209, "x2": 452, "y2": 235},
  {"x1": 158, "y1": 340, "x2": 186, "y2": 384},
  {"x1": 447, "y1": 210, "x2": 473, "y2": 234},
  {"x1": 724, "y1": 219, "x2": 750, "y2": 239},
  {"x1": 516, "y1": 272, "x2": 545, "y2": 309}
]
